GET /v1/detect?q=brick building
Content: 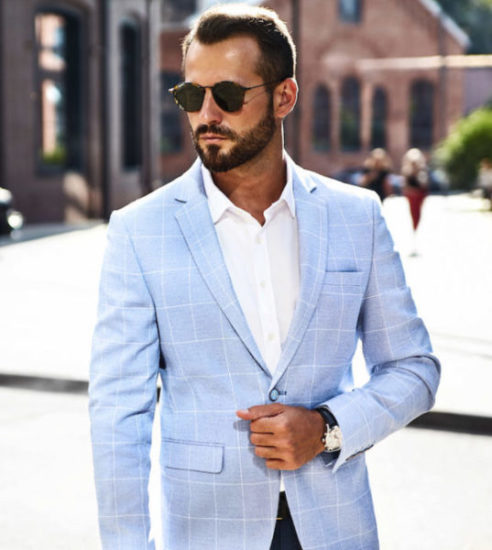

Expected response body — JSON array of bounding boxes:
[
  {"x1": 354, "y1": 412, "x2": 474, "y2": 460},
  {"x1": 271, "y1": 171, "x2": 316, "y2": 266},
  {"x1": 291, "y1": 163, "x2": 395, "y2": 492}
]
[
  {"x1": 159, "y1": 0, "x2": 473, "y2": 182},
  {"x1": 1, "y1": 1, "x2": 491, "y2": 223},
  {"x1": 0, "y1": 0, "x2": 160, "y2": 223}
]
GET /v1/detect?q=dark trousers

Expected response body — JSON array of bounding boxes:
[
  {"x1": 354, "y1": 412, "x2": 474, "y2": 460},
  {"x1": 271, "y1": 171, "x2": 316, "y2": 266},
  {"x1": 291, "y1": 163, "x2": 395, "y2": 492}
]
[{"x1": 270, "y1": 493, "x2": 303, "y2": 550}]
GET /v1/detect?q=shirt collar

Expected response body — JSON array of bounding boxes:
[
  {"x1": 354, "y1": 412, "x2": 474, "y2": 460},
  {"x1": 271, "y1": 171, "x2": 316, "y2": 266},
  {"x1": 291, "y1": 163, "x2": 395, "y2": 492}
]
[{"x1": 202, "y1": 159, "x2": 295, "y2": 224}]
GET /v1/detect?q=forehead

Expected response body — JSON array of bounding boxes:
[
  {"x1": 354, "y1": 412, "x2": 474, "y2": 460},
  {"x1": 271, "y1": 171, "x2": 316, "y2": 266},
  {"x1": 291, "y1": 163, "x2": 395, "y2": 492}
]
[{"x1": 184, "y1": 35, "x2": 261, "y2": 85}]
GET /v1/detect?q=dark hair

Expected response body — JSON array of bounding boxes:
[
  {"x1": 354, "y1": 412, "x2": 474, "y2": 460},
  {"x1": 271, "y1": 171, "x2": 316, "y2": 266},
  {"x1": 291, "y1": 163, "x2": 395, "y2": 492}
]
[{"x1": 182, "y1": 4, "x2": 296, "y2": 85}]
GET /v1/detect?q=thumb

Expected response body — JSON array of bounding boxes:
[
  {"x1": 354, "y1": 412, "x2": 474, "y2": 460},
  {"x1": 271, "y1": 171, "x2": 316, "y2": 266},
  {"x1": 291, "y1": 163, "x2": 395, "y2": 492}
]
[{"x1": 236, "y1": 403, "x2": 285, "y2": 421}]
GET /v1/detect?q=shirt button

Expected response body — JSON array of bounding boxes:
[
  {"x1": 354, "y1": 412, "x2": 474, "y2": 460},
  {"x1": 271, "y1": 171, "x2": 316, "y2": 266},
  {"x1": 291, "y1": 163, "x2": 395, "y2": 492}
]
[
  {"x1": 269, "y1": 388, "x2": 280, "y2": 402},
  {"x1": 267, "y1": 333, "x2": 275, "y2": 341},
  {"x1": 260, "y1": 280, "x2": 266, "y2": 288},
  {"x1": 255, "y1": 235, "x2": 262, "y2": 244}
]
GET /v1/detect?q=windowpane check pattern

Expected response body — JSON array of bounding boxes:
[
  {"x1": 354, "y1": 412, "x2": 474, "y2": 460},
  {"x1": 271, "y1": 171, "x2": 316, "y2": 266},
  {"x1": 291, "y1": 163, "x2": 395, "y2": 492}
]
[{"x1": 89, "y1": 156, "x2": 440, "y2": 550}]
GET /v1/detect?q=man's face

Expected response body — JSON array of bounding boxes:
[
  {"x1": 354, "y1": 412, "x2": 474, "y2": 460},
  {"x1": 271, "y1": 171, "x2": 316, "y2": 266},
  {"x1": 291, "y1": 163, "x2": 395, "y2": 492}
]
[{"x1": 184, "y1": 36, "x2": 278, "y2": 172}]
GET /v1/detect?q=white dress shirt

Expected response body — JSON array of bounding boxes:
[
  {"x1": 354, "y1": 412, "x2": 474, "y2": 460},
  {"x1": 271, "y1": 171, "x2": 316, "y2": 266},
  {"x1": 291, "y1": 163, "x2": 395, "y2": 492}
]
[{"x1": 202, "y1": 162, "x2": 300, "y2": 375}]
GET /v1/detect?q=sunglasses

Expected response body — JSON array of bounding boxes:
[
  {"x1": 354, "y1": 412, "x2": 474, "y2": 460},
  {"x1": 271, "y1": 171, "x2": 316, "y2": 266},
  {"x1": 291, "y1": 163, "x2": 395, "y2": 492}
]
[{"x1": 169, "y1": 80, "x2": 282, "y2": 113}]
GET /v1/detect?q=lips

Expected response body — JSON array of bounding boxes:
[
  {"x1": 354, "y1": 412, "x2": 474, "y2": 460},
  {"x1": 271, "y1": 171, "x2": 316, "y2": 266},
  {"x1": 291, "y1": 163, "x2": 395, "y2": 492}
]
[{"x1": 201, "y1": 134, "x2": 227, "y2": 141}]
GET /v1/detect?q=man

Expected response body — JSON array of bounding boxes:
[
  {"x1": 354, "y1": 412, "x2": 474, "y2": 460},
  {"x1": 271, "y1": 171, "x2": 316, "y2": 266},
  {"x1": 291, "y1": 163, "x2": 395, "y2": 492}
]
[{"x1": 89, "y1": 5, "x2": 440, "y2": 550}]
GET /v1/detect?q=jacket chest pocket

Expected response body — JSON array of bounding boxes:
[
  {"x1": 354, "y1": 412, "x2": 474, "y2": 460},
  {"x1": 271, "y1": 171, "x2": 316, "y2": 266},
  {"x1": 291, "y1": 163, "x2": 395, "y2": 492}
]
[{"x1": 315, "y1": 271, "x2": 364, "y2": 331}]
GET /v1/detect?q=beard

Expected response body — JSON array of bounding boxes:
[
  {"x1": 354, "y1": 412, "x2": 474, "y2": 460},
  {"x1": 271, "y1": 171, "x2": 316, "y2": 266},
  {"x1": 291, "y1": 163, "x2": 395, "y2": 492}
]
[{"x1": 192, "y1": 102, "x2": 276, "y2": 173}]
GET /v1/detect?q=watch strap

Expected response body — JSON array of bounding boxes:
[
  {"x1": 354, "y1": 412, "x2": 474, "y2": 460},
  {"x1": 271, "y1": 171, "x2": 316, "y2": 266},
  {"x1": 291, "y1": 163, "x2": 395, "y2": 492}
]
[{"x1": 315, "y1": 406, "x2": 338, "y2": 428}]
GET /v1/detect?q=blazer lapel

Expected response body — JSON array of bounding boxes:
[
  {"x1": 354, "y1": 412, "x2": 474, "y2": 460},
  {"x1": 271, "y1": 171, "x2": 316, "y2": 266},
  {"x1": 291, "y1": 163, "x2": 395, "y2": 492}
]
[
  {"x1": 174, "y1": 161, "x2": 269, "y2": 375},
  {"x1": 272, "y1": 162, "x2": 329, "y2": 387}
]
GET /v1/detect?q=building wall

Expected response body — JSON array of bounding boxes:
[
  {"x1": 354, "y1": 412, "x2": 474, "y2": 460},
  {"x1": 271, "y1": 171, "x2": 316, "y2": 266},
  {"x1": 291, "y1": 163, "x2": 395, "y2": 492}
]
[
  {"x1": 0, "y1": 0, "x2": 472, "y2": 222},
  {"x1": 0, "y1": 0, "x2": 100, "y2": 222},
  {"x1": 267, "y1": 0, "x2": 466, "y2": 173},
  {"x1": 105, "y1": 0, "x2": 161, "y2": 211},
  {"x1": 464, "y1": 67, "x2": 492, "y2": 114},
  {"x1": 0, "y1": 0, "x2": 160, "y2": 223},
  {"x1": 159, "y1": 0, "x2": 468, "y2": 182}
]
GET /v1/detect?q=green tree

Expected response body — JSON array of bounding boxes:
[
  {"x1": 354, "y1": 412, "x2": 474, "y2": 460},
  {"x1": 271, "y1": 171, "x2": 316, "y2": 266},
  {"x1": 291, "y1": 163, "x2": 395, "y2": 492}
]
[
  {"x1": 435, "y1": 107, "x2": 492, "y2": 190},
  {"x1": 435, "y1": 0, "x2": 492, "y2": 53}
]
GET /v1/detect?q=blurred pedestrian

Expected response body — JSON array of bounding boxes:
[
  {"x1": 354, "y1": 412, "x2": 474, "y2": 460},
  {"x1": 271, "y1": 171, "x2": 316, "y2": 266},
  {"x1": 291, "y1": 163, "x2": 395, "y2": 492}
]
[
  {"x1": 478, "y1": 158, "x2": 492, "y2": 209},
  {"x1": 360, "y1": 147, "x2": 393, "y2": 202},
  {"x1": 402, "y1": 148, "x2": 429, "y2": 255}
]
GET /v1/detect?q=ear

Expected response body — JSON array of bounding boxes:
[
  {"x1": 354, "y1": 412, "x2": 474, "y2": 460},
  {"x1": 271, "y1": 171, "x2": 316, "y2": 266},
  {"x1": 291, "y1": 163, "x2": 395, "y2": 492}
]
[{"x1": 273, "y1": 78, "x2": 298, "y2": 120}]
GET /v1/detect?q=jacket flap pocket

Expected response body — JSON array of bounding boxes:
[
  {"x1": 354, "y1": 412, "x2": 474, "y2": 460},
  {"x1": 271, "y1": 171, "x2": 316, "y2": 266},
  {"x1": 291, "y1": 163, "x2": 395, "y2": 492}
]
[
  {"x1": 323, "y1": 271, "x2": 362, "y2": 287},
  {"x1": 163, "y1": 438, "x2": 224, "y2": 473}
]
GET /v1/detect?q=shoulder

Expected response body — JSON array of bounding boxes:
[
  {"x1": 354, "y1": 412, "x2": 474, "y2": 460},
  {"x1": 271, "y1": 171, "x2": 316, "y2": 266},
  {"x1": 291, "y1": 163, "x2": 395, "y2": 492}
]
[
  {"x1": 300, "y1": 166, "x2": 380, "y2": 208},
  {"x1": 109, "y1": 162, "x2": 201, "y2": 229},
  {"x1": 293, "y1": 165, "x2": 383, "y2": 230}
]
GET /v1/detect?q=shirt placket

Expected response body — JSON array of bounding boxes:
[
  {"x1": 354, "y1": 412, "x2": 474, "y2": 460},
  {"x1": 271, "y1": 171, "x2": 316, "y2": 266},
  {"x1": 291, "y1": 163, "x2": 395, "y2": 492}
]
[{"x1": 252, "y1": 221, "x2": 282, "y2": 374}]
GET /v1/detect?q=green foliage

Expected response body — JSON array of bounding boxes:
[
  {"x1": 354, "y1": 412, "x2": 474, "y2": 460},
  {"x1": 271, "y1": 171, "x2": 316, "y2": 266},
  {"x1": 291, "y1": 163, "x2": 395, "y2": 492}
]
[
  {"x1": 435, "y1": 107, "x2": 492, "y2": 189},
  {"x1": 435, "y1": 0, "x2": 492, "y2": 53}
]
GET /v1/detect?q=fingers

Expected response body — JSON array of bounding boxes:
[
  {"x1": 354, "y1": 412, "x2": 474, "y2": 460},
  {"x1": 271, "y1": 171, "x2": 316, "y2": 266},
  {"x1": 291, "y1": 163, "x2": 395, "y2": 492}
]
[
  {"x1": 236, "y1": 403, "x2": 285, "y2": 421},
  {"x1": 253, "y1": 444, "x2": 277, "y2": 459},
  {"x1": 250, "y1": 432, "x2": 276, "y2": 446},
  {"x1": 252, "y1": 442, "x2": 293, "y2": 469},
  {"x1": 239, "y1": 405, "x2": 326, "y2": 471}
]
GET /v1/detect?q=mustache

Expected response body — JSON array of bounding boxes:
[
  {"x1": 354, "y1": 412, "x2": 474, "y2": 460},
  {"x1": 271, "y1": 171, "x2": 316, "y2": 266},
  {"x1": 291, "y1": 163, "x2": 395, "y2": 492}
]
[{"x1": 194, "y1": 124, "x2": 237, "y2": 140}]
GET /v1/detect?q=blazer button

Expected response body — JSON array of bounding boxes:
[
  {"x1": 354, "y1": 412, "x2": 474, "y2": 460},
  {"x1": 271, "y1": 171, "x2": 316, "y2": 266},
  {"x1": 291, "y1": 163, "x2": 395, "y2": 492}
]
[{"x1": 269, "y1": 388, "x2": 280, "y2": 402}]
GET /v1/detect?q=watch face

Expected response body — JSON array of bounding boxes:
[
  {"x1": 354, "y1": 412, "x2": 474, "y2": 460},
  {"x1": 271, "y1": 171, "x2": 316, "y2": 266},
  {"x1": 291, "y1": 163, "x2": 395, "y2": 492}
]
[{"x1": 325, "y1": 425, "x2": 342, "y2": 452}]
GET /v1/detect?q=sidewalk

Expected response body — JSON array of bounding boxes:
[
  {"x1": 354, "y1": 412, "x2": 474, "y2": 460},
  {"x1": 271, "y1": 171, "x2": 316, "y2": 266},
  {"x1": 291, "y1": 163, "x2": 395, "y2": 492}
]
[
  {"x1": 0, "y1": 194, "x2": 491, "y2": 549},
  {"x1": 384, "y1": 194, "x2": 492, "y2": 418},
  {"x1": 0, "y1": 222, "x2": 106, "y2": 382}
]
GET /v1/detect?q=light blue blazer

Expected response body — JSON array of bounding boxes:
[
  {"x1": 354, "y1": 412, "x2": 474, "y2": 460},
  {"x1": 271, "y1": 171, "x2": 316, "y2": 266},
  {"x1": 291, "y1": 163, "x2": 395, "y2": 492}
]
[{"x1": 89, "y1": 155, "x2": 440, "y2": 550}]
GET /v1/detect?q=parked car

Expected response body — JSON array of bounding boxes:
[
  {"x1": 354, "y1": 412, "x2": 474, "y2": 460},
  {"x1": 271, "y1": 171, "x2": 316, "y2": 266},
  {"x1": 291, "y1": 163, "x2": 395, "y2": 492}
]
[{"x1": 0, "y1": 187, "x2": 24, "y2": 235}]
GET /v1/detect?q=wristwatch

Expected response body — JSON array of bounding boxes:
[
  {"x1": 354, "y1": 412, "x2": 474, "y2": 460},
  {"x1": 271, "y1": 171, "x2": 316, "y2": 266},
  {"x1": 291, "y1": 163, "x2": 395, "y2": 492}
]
[{"x1": 316, "y1": 407, "x2": 342, "y2": 452}]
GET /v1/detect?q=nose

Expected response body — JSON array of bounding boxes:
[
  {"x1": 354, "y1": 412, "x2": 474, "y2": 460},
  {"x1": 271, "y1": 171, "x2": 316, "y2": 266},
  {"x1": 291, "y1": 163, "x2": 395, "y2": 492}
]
[{"x1": 198, "y1": 88, "x2": 223, "y2": 125}]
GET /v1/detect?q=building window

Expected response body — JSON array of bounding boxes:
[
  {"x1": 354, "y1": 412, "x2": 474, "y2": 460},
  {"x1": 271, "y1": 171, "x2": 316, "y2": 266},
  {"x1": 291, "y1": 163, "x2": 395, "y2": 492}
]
[
  {"x1": 35, "y1": 10, "x2": 83, "y2": 172},
  {"x1": 312, "y1": 85, "x2": 331, "y2": 151},
  {"x1": 339, "y1": 0, "x2": 362, "y2": 23},
  {"x1": 371, "y1": 87, "x2": 387, "y2": 149},
  {"x1": 161, "y1": 71, "x2": 183, "y2": 154},
  {"x1": 410, "y1": 80, "x2": 434, "y2": 149},
  {"x1": 121, "y1": 19, "x2": 142, "y2": 169},
  {"x1": 340, "y1": 77, "x2": 361, "y2": 151}
]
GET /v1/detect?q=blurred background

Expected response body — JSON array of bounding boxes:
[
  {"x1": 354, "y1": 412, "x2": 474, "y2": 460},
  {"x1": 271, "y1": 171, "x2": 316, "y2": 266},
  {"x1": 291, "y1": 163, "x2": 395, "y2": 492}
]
[{"x1": 0, "y1": 0, "x2": 491, "y2": 549}]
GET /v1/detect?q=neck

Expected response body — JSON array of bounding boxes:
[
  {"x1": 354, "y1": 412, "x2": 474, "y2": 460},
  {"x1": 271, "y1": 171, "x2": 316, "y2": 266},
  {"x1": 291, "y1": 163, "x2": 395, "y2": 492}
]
[{"x1": 210, "y1": 135, "x2": 286, "y2": 225}]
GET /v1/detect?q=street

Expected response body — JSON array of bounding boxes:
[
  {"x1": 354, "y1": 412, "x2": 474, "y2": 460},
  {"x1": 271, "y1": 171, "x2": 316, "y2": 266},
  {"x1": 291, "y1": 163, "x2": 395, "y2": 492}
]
[{"x1": 0, "y1": 194, "x2": 491, "y2": 550}]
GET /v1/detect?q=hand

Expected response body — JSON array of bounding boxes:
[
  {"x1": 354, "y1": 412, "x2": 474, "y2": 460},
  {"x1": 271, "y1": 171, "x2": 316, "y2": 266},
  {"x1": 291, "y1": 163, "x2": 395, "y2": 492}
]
[{"x1": 236, "y1": 404, "x2": 325, "y2": 470}]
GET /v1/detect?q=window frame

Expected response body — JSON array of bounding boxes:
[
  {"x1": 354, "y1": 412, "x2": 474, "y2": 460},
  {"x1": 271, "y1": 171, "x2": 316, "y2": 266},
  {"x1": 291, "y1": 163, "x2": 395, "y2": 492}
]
[
  {"x1": 409, "y1": 79, "x2": 435, "y2": 150},
  {"x1": 120, "y1": 16, "x2": 143, "y2": 170},
  {"x1": 340, "y1": 76, "x2": 361, "y2": 152},
  {"x1": 312, "y1": 84, "x2": 332, "y2": 152},
  {"x1": 371, "y1": 86, "x2": 388, "y2": 149},
  {"x1": 34, "y1": 5, "x2": 86, "y2": 176}
]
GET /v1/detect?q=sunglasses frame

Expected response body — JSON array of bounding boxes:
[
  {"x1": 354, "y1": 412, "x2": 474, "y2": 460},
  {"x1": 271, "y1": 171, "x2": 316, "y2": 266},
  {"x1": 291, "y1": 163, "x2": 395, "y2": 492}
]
[{"x1": 168, "y1": 79, "x2": 283, "y2": 113}]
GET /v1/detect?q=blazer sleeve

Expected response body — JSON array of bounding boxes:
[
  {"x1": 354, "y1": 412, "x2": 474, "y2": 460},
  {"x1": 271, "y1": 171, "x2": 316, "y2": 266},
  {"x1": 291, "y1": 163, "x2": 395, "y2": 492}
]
[
  {"x1": 323, "y1": 195, "x2": 441, "y2": 472},
  {"x1": 89, "y1": 210, "x2": 160, "y2": 549}
]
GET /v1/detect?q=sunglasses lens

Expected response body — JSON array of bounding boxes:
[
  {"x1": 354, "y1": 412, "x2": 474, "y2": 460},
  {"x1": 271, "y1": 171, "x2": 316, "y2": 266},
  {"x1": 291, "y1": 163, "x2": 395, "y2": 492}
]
[
  {"x1": 173, "y1": 83, "x2": 205, "y2": 112},
  {"x1": 212, "y1": 82, "x2": 245, "y2": 112}
]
